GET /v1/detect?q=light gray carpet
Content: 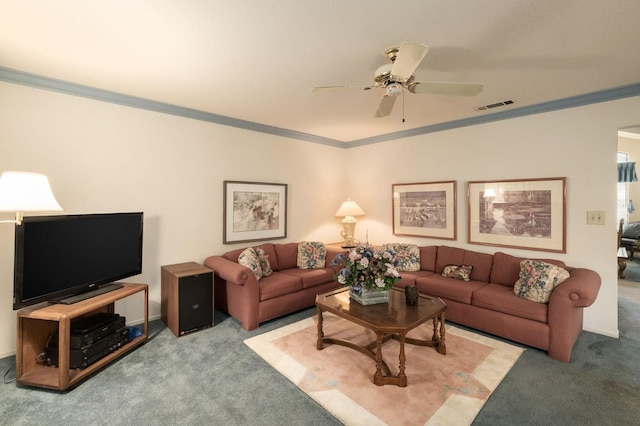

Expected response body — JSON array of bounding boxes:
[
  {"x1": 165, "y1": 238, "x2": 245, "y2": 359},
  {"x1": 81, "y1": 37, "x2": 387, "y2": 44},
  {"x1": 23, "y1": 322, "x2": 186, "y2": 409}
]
[{"x1": 2, "y1": 295, "x2": 640, "y2": 425}]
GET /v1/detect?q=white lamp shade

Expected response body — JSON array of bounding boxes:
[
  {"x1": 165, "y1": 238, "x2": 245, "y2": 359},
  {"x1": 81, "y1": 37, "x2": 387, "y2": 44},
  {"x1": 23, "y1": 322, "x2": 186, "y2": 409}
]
[
  {"x1": 483, "y1": 188, "x2": 497, "y2": 198},
  {"x1": 0, "y1": 171, "x2": 63, "y2": 212},
  {"x1": 335, "y1": 199, "x2": 365, "y2": 217}
]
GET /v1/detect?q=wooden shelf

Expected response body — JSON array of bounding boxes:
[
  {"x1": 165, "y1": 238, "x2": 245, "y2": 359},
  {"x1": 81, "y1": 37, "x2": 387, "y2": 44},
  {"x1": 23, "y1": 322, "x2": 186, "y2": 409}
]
[{"x1": 16, "y1": 283, "x2": 149, "y2": 391}]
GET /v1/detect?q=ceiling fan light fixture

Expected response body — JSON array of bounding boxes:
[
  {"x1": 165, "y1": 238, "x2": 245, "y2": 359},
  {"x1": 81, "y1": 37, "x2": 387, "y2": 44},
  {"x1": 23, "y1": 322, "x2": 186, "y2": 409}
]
[{"x1": 386, "y1": 83, "x2": 403, "y2": 97}]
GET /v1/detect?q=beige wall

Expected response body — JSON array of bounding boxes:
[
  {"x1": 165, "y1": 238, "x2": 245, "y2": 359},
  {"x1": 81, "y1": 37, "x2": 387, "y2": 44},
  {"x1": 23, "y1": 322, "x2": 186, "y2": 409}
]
[{"x1": 1, "y1": 80, "x2": 638, "y2": 357}]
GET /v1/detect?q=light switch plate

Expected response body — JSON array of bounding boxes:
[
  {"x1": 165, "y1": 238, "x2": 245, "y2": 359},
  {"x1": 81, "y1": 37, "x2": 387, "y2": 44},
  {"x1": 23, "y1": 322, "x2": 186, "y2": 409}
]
[{"x1": 587, "y1": 211, "x2": 605, "y2": 225}]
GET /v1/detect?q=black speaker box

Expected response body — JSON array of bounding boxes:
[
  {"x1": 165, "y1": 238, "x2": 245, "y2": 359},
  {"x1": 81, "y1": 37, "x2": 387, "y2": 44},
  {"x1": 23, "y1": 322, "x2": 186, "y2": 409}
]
[{"x1": 177, "y1": 274, "x2": 213, "y2": 335}]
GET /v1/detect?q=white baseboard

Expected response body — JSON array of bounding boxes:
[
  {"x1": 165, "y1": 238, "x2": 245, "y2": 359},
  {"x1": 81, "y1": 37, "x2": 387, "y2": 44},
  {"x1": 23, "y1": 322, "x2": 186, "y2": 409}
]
[{"x1": 583, "y1": 325, "x2": 619, "y2": 338}]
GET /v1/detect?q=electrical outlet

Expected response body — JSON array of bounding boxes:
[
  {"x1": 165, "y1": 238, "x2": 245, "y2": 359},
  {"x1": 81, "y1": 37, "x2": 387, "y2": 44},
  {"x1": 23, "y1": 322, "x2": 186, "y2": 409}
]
[{"x1": 587, "y1": 211, "x2": 605, "y2": 225}]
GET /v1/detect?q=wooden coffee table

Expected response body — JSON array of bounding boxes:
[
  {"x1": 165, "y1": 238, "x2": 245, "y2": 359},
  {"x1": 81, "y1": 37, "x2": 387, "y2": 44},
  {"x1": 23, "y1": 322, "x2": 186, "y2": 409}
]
[{"x1": 315, "y1": 287, "x2": 447, "y2": 387}]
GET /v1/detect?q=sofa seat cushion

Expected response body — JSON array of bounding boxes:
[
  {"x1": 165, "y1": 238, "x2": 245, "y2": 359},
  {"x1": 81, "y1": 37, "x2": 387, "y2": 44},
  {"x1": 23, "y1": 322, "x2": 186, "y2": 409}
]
[
  {"x1": 415, "y1": 275, "x2": 487, "y2": 304},
  {"x1": 394, "y1": 270, "x2": 436, "y2": 288},
  {"x1": 473, "y1": 283, "x2": 548, "y2": 323},
  {"x1": 280, "y1": 268, "x2": 335, "y2": 289},
  {"x1": 258, "y1": 272, "x2": 302, "y2": 301}
]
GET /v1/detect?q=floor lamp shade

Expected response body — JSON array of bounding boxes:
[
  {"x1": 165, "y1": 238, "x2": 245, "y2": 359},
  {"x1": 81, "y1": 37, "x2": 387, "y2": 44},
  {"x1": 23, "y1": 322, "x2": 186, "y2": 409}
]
[{"x1": 0, "y1": 171, "x2": 63, "y2": 224}]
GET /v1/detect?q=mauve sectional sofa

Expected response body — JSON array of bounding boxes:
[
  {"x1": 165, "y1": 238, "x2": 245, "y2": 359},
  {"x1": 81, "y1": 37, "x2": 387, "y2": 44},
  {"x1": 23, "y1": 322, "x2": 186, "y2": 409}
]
[
  {"x1": 394, "y1": 245, "x2": 601, "y2": 362},
  {"x1": 204, "y1": 243, "x2": 601, "y2": 362}
]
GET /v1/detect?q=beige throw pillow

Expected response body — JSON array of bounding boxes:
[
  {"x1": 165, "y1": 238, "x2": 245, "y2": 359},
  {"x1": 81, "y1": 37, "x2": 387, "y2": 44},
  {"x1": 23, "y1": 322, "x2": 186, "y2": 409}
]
[
  {"x1": 297, "y1": 241, "x2": 326, "y2": 269},
  {"x1": 513, "y1": 260, "x2": 570, "y2": 303},
  {"x1": 238, "y1": 247, "x2": 262, "y2": 280}
]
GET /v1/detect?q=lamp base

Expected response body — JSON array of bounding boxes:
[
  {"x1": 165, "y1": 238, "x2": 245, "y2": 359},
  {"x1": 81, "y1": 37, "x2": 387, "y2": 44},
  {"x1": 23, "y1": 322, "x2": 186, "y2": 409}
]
[{"x1": 340, "y1": 219, "x2": 358, "y2": 248}]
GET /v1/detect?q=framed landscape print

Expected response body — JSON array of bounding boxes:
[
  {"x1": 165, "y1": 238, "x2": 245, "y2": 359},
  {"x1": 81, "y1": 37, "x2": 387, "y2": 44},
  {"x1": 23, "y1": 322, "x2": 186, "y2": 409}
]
[
  {"x1": 223, "y1": 181, "x2": 287, "y2": 244},
  {"x1": 467, "y1": 177, "x2": 566, "y2": 253},
  {"x1": 392, "y1": 181, "x2": 457, "y2": 240}
]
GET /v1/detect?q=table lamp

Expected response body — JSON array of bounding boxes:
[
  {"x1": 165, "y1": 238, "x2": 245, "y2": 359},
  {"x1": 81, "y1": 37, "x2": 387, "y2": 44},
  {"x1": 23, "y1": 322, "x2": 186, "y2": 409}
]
[
  {"x1": 335, "y1": 199, "x2": 365, "y2": 248},
  {"x1": 0, "y1": 171, "x2": 63, "y2": 225}
]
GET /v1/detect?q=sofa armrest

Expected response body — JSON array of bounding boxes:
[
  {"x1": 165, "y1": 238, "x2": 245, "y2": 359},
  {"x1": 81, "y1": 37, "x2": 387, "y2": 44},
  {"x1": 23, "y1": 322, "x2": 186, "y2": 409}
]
[
  {"x1": 547, "y1": 268, "x2": 601, "y2": 362},
  {"x1": 203, "y1": 256, "x2": 251, "y2": 285},
  {"x1": 549, "y1": 268, "x2": 601, "y2": 308}
]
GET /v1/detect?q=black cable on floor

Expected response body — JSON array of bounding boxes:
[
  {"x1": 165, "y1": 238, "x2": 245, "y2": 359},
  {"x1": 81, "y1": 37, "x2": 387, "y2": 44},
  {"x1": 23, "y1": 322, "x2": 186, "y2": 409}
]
[{"x1": 3, "y1": 363, "x2": 16, "y2": 384}]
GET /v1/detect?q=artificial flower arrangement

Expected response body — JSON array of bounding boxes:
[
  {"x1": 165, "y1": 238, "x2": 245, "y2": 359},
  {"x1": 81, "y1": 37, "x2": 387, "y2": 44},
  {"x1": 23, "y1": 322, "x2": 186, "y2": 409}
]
[{"x1": 331, "y1": 243, "x2": 402, "y2": 290}]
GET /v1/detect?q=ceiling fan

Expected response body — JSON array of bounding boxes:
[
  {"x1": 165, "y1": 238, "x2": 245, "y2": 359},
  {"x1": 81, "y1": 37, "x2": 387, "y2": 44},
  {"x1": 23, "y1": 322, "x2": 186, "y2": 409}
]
[{"x1": 311, "y1": 42, "x2": 484, "y2": 118}]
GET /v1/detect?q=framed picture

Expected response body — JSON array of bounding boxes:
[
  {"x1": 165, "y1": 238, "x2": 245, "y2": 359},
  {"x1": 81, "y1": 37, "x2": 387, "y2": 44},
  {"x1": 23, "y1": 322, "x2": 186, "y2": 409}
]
[
  {"x1": 223, "y1": 181, "x2": 287, "y2": 244},
  {"x1": 467, "y1": 177, "x2": 566, "y2": 253},
  {"x1": 392, "y1": 181, "x2": 457, "y2": 240}
]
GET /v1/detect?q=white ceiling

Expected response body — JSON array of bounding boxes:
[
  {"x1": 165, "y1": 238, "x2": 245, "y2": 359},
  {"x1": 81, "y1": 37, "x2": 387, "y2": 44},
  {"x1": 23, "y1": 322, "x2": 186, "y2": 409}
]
[{"x1": 1, "y1": 0, "x2": 639, "y2": 143}]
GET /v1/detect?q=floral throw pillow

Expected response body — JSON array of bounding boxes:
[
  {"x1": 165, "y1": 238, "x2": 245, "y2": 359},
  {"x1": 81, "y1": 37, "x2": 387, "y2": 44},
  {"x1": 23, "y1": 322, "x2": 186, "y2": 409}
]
[
  {"x1": 514, "y1": 260, "x2": 570, "y2": 303},
  {"x1": 382, "y1": 243, "x2": 420, "y2": 272},
  {"x1": 255, "y1": 247, "x2": 273, "y2": 277},
  {"x1": 297, "y1": 241, "x2": 326, "y2": 269},
  {"x1": 442, "y1": 264, "x2": 473, "y2": 282},
  {"x1": 238, "y1": 247, "x2": 263, "y2": 280}
]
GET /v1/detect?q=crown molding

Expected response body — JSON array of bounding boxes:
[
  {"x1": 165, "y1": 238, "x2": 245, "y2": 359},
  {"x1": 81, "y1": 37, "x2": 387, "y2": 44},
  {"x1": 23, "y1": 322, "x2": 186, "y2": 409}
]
[
  {"x1": 2, "y1": 66, "x2": 639, "y2": 149},
  {"x1": 0, "y1": 67, "x2": 344, "y2": 148}
]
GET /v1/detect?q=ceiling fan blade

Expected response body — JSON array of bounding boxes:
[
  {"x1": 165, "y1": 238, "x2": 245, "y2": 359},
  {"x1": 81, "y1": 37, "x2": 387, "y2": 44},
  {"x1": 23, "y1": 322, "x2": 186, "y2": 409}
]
[
  {"x1": 374, "y1": 95, "x2": 397, "y2": 117},
  {"x1": 311, "y1": 85, "x2": 374, "y2": 92},
  {"x1": 391, "y1": 42, "x2": 429, "y2": 80},
  {"x1": 409, "y1": 81, "x2": 484, "y2": 96}
]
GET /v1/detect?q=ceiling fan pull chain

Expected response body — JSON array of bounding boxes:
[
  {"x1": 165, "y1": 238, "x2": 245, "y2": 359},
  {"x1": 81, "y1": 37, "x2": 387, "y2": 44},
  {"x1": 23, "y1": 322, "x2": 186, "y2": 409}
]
[{"x1": 402, "y1": 88, "x2": 406, "y2": 123}]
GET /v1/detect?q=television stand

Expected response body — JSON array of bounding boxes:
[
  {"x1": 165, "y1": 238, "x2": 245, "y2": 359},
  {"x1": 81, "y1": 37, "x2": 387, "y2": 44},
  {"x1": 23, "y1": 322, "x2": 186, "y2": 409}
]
[
  {"x1": 52, "y1": 283, "x2": 124, "y2": 305},
  {"x1": 16, "y1": 282, "x2": 148, "y2": 391}
]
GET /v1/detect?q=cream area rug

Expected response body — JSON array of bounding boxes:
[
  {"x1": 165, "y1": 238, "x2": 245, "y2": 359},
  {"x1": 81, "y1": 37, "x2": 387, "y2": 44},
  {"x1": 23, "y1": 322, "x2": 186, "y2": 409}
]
[{"x1": 245, "y1": 313, "x2": 523, "y2": 426}]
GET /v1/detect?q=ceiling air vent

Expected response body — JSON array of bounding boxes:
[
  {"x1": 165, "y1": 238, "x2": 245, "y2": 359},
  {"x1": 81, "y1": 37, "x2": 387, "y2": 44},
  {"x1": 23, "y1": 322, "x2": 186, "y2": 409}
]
[{"x1": 474, "y1": 100, "x2": 514, "y2": 111}]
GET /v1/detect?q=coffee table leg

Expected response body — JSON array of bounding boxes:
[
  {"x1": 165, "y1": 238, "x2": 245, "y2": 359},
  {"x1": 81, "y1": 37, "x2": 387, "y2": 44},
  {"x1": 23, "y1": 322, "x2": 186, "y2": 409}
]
[
  {"x1": 316, "y1": 307, "x2": 324, "y2": 350},
  {"x1": 374, "y1": 332, "x2": 384, "y2": 385},
  {"x1": 397, "y1": 333, "x2": 408, "y2": 387},
  {"x1": 432, "y1": 316, "x2": 438, "y2": 342},
  {"x1": 438, "y1": 312, "x2": 446, "y2": 355}
]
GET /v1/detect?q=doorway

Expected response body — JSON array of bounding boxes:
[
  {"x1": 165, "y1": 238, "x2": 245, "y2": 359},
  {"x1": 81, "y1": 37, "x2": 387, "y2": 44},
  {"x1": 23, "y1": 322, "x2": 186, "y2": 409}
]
[{"x1": 618, "y1": 127, "x2": 640, "y2": 304}]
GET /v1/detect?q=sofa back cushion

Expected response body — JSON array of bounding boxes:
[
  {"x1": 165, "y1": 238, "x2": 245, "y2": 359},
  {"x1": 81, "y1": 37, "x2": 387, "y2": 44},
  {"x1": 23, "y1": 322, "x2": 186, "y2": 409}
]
[
  {"x1": 274, "y1": 242, "x2": 298, "y2": 270},
  {"x1": 463, "y1": 250, "x2": 494, "y2": 283},
  {"x1": 490, "y1": 251, "x2": 566, "y2": 287},
  {"x1": 419, "y1": 246, "x2": 438, "y2": 272},
  {"x1": 435, "y1": 246, "x2": 465, "y2": 273}
]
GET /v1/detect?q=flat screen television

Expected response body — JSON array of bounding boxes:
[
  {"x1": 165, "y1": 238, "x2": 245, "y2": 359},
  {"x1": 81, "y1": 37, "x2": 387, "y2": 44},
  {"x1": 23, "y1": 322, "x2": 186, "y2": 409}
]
[{"x1": 13, "y1": 212, "x2": 144, "y2": 310}]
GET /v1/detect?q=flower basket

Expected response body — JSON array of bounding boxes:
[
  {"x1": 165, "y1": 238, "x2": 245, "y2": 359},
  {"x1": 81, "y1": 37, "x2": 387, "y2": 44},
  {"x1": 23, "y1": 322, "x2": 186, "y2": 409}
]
[
  {"x1": 331, "y1": 243, "x2": 401, "y2": 305},
  {"x1": 349, "y1": 285, "x2": 390, "y2": 305}
]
